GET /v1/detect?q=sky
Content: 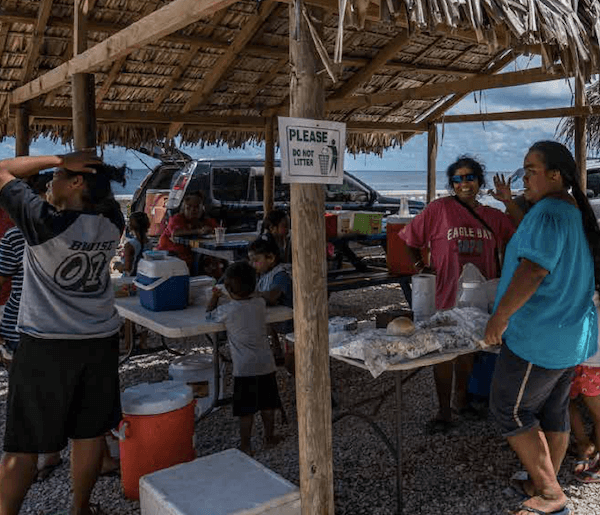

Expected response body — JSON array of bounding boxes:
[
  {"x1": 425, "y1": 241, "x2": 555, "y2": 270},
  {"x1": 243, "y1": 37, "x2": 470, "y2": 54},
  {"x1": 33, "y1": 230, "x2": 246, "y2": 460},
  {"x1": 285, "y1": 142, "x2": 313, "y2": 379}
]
[{"x1": 0, "y1": 57, "x2": 589, "y2": 175}]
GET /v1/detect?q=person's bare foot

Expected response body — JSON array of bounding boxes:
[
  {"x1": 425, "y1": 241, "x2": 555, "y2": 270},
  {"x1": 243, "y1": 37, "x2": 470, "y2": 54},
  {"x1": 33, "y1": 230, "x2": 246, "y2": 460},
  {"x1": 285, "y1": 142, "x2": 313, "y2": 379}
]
[{"x1": 575, "y1": 445, "x2": 598, "y2": 474}]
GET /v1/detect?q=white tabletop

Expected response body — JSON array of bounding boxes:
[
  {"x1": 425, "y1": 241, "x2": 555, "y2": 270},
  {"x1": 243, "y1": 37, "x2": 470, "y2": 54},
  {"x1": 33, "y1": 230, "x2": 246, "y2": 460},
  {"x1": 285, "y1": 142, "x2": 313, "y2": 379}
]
[
  {"x1": 115, "y1": 296, "x2": 293, "y2": 339},
  {"x1": 330, "y1": 346, "x2": 479, "y2": 373}
]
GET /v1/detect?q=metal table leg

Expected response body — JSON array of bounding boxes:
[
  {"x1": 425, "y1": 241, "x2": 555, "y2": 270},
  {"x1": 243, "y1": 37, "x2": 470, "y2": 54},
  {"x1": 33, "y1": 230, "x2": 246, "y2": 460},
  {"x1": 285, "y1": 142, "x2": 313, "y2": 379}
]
[{"x1": 395, "y1": 370, "x2": 403, "y2": 514}]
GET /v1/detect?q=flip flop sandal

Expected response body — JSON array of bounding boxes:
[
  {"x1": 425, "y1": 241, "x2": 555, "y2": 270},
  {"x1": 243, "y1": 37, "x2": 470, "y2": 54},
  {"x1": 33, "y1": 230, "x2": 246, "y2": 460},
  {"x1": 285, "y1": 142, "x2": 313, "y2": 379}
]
[
  {"x1": 575, "y1": 464, "x2": 600, "y2": 483},
  {"x1": 35, "y1": 458, "x2": 63, "y2": 482},
  {"x1": 510, "y1": 502, "x2": 570, "y2": 515},
  {"x1": 574, "y1": 451, "x2": 600, "y2": 474}
]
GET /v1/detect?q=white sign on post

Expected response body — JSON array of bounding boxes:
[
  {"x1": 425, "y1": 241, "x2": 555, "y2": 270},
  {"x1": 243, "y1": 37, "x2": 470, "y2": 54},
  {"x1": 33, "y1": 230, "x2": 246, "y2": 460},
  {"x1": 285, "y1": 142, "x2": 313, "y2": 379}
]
[{"x1": 278, "y1": 117, "x2": 345, "y2": 184}]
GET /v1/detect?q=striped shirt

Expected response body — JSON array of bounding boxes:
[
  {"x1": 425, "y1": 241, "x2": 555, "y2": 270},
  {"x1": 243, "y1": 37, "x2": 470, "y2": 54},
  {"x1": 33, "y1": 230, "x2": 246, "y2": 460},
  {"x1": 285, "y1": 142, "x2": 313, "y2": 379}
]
[{"x1": 0, "y1": 227, "x2": 25, "y2": 346}]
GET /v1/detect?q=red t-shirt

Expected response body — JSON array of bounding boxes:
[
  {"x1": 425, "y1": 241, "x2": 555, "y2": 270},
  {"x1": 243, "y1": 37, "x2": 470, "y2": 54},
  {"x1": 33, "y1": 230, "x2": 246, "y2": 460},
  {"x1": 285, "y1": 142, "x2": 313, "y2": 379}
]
[
  {"x1": 0, "y1": 208, "x2": 14, "y2": 305},
  {"x1": 157, "y1": 213, "x2": 219, "y2": 263},
  {"x1": 400, "y1": 196, "x2": 515, "y2": 310}
]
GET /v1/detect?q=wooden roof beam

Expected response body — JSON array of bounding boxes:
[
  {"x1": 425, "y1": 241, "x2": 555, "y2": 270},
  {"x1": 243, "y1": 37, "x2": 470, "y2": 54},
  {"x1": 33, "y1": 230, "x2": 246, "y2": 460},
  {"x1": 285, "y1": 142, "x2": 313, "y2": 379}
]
[
  {"x1": 396, "y1": 50, "x2": 517, "y2": 145},
  {"x1": 326, "y1": 66, "x2": 570, "y2": 111},
  {"x1": 21, "y1": 105, "x2": 427, "y2": 132},
  {"x1": 95, "y1": 1, "x2": 161, "y2": 106},
  {"x1": 0, "y1": 23, "x2": 10, "y2": 63},
  {"x1": 328, "y1": 29, "x2": 412, "y2": 101},
  {"x1": 22, "y1": 0, "x2": 54, "y2": 84},
  {"x1": 181, "y1": 0, "x2": 278, "y2": 113},
  {"x1": 439, "y1": 105, "x2": 600, "y2": 123},
  {"x1": 413, "y1": 49, "x2": 517, "y2": 124},
  {"x1": 9, "y1": 0, "x2": 238, "y2": 106},
  {"x1": 168, "y1": 0, "x2": 278, "y2": 137},
  {"x1": 377, "y1": 41, "x2": 471, "y2": 120},
  {"x1": 151, "y1": 9, "x2": 228, "y2": 111}
]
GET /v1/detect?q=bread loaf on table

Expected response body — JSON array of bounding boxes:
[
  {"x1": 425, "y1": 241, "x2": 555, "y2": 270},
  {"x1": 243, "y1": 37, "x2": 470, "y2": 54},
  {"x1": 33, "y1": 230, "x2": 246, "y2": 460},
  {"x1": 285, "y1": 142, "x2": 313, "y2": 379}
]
[{"x1": 386, "y1": 316, "x2": 415, "y2": 337}]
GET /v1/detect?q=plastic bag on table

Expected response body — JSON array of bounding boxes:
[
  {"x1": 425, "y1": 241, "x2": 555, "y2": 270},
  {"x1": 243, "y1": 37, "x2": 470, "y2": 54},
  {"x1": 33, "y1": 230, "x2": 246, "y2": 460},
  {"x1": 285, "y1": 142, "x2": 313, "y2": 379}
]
[{"x1": 417, "y1": 307, "x2": 490, "y2": 351}]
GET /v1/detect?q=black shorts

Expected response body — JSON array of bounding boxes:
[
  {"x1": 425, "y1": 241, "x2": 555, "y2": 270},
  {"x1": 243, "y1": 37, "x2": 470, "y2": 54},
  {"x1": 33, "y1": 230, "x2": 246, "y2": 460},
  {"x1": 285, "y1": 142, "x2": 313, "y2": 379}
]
[
  {"x1": 489, "y1": 344, "x2": 575, "y2": 437},
  {"x1": 3, "y1": 333, "x2": 121, "y2": 453},
  {"x1": 233, "y1": 372, "x2": 281, "y2": 417}
]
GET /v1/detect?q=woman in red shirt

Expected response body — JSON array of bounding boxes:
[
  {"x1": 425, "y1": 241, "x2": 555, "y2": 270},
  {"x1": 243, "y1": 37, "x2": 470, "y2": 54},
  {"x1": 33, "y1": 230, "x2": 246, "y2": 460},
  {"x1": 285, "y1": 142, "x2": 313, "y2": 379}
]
[
  {"x1": 400, "y1": 156, "x2": 514, "y2": 433},
  {"x1": 157, "y1": 192, "x2": 218, "y2": 271}
]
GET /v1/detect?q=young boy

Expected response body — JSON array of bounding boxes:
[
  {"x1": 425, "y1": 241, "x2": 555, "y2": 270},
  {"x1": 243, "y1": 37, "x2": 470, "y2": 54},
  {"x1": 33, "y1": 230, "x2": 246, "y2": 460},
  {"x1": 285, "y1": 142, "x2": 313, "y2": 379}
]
[{"x1": 206, "y1": 261, "x2": 283, "y2": 454}]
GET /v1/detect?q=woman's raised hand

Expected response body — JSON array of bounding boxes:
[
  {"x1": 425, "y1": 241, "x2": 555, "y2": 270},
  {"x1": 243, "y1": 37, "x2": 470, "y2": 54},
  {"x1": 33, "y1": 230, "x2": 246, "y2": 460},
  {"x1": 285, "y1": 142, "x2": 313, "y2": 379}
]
[
  {"x1": 59, "y1": 150, "x2": 101, "y2": 173},
  {"x1": 489, "y1": 173, "x2": 512, "y2": 204}
]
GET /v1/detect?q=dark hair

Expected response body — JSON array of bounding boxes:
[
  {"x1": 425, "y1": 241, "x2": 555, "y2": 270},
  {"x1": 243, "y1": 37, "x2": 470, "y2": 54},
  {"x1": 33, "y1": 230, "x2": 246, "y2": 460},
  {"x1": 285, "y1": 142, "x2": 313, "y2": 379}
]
[
  {"x1": 223, "y1": 261, "x2": 256, "y2": 298},
  {"x1": 64, "y1": 163, "x2": 127, "y2": 212},
  {"x1": 528, "y1": 141, "x2": 600, "y2": 289},
  {"x1": 262, "y1": 209, "x2": 288, "y2": 234},
  {"x1": 248, "y1": 233, "x2": 281, "y2": 262},
  {"x1": 446, "y1": 155, "x2": 486, "y2": 191},
  {"x1": 27, "y1": 173, "x2": 52, "y2": 195},
  {"x1": 129, "y1": 211, "x2": 150, "y2": 240},
  {"x1": 183, "y1": 191, "x2": 205, "y2": 204}
]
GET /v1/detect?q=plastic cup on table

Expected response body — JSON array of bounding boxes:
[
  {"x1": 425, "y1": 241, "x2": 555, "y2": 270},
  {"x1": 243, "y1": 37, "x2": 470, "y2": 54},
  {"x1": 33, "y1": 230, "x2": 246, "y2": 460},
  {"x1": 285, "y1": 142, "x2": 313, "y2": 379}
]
[{"x1": 214, "y1": 226, "x2": 225, "y2": 244}]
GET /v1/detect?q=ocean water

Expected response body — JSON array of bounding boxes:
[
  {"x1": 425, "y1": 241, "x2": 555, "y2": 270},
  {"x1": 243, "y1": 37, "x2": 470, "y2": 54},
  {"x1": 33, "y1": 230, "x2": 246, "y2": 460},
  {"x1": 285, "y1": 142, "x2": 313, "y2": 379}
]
[{"x1": 113, "y1": 168, "x2": 506, "y2": 197}]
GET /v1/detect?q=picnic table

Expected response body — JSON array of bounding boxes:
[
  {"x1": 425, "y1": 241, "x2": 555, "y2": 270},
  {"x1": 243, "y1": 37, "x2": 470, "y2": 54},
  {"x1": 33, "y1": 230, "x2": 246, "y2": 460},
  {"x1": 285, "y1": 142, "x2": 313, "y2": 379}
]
[
  {"x1": 173, "y1": 231, "x2": 413, "y2": 297},
  {"x1": 115, "y1": 296, "x2": 293, "y2": 415},
  {"x1": 329, "y1": 339, "x2": 482, "y2": 515},
  {"x1": 172, "y1": 232, "x2": 258, "y2": 262}
]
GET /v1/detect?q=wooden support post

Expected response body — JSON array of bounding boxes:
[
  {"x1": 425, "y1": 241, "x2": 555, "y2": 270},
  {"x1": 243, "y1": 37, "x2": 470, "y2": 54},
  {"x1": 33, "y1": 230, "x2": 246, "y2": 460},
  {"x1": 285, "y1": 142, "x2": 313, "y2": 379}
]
[
  {"x1": 427, "y1": 123, "x2": 437, "y2": 204},
  {"x1": 575, "y1": 78, "x2": 587, "y2": 190},
  {"x1": 15, "y1": 104, "x2": 30, "y2": 156},
  {"x1": 72, "y1": 0, "x2": 96, "y2": 149},
  {"x1": 289, "y1": 1, "x2": 334, "y2": 514},
  {"x1": 264, "y1": 116, "x2": 275, "y2": 215}
]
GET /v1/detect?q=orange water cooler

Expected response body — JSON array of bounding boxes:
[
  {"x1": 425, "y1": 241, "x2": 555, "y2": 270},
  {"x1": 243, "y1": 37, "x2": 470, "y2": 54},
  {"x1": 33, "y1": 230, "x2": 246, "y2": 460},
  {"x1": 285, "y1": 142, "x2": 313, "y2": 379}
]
[
  {"x1": 116, "y1": 381, "x2": 196, "y2": 500},
  {"x1": 386, "y1": 215, "x2": 424, "y2": 275}
]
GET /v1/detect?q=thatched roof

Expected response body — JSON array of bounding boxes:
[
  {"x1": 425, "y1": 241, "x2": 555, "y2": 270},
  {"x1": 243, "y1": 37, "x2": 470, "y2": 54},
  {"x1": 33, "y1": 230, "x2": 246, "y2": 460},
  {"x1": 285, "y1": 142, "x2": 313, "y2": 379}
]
[
  {"x1": 557, "y1": 79, "x2": 600, "y2": 155},
  {"x1": 2, "y1": 0, "x2": 600, "y2": 153}
]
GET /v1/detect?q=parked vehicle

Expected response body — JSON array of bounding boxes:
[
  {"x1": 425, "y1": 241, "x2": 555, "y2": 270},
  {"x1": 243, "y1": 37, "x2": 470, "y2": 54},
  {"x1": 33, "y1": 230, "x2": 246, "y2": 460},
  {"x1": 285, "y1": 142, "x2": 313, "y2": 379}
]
[{"x1": 130, "y1": 149, "x2": 425, "y2": 233}]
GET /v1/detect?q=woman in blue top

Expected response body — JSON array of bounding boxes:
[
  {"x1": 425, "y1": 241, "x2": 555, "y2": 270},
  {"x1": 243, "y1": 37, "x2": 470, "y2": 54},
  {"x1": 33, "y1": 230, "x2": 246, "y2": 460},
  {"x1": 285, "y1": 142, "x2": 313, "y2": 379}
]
[{"x1": 484, "y1": 141, "x2": 600, "y2": 515}]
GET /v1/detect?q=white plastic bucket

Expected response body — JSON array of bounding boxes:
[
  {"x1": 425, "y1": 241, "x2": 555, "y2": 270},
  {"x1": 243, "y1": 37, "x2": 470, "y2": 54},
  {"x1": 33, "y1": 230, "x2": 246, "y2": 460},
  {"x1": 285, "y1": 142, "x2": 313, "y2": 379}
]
[
  {"x1": 412, "y1": 273, "x2": 436, "y2": 322},
  {"x1": 169, "y1": 355, "x2": 225, "y2": 416}
]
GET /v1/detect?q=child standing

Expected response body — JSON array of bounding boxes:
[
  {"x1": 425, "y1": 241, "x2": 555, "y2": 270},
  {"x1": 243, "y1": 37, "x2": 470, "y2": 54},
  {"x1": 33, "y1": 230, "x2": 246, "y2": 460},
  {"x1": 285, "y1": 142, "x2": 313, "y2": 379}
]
[
  {"x1": 157, "y1": 191, "x2": 218, "y2": 271},
  {"x1": 206, "y1": 261, "x2": 283, "y2": 454},
  {"x1": 248, "y1": 235, "x2": 293, "y2": 367},
  {"x1": 261, "y1": 209, "x2": 291, "y2": 263},
  {"x1": 119, "y1": 211, "x2": 151, "y2": 276},
  {"x1": 569, "y1": 292, "x2": 600, "y2": 482}
]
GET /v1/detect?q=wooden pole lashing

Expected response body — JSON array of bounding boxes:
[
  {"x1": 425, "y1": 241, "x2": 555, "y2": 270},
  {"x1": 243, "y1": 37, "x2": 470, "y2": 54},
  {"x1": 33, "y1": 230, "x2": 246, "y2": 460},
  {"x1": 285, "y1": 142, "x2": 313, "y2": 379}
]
[
  {"x1": 289, "y1": 0, "x2": 335, "y2": 513},
  {"x1": 574, "y1": 78, "x2": 587, "y2": 191},
  {"x1": 72, "y1": 0, "x2": 96, "y2": 150},
  {"x1": 427, "y1": 123, "x2": 437, "y2": 204},
  {"x1": 264, "y1": 116, "x2": 275, "y2": 215},
  {"x1": 15, "y1": 104, "x2": 30, "y2": 157}
]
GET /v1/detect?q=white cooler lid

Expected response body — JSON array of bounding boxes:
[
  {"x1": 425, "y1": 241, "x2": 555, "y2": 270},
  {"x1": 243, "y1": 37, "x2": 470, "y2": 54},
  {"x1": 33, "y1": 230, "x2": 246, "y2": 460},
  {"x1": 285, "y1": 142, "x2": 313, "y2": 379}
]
[
  {"x1": 137, "y1": 255, "x2": 189, "y2": 278},
  {"x1": 121, "y1": 381, "x2": 193, "y2": 415}
]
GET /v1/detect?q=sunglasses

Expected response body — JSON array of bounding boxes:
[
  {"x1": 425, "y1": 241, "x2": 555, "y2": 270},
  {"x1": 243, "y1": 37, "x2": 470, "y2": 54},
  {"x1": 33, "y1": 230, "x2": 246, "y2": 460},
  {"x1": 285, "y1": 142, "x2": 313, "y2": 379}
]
[{"x1": 450, "y1": 174, "x2": 477, "y2": 184}]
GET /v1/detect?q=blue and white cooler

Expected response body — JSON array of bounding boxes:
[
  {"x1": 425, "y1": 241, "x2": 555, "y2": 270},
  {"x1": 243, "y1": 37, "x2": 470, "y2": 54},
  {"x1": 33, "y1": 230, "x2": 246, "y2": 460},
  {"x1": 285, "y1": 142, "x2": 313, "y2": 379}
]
[{"x1": 134, "y1": 253, "x2": 189, "y2": 311}]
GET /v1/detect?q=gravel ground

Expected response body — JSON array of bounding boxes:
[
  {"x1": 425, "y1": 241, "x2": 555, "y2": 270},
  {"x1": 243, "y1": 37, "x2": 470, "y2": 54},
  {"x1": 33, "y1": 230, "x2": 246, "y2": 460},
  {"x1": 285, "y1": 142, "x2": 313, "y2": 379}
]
[{"x1": 2, "y1": 284, "x2": 600, "y2": 514}]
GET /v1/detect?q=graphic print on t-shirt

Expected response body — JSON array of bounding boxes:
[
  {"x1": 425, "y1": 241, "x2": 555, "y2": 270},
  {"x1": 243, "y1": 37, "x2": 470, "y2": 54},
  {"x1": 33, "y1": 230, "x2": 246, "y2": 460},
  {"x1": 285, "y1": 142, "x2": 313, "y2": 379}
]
[
  {"x1": 55, "y1": 251, "x2": 109, "y2": 293},
  {"x1": 447, "y1": 225, "x2": 494, "y2": 257}
]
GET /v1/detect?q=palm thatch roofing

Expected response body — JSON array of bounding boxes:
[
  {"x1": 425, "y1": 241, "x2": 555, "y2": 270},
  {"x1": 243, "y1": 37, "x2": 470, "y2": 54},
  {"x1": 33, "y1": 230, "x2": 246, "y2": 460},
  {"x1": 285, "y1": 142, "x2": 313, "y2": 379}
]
[
  {"x1": 2, "y1": 0, "x2": 600, "y2": 153},
  {"x1": 557, "y1": 80, "x2": 600, "y2": 155}
]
